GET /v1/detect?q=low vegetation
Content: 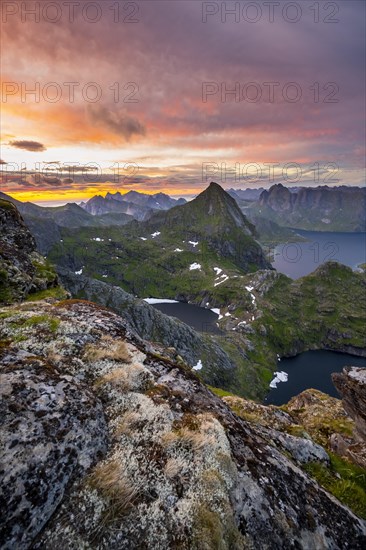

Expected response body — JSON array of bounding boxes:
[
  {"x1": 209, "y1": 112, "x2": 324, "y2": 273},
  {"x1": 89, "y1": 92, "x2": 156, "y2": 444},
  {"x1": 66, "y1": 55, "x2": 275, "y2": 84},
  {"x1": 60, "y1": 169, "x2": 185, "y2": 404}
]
[{"x1": 304, "y1": 453, "x2": 366, "y2": 519}]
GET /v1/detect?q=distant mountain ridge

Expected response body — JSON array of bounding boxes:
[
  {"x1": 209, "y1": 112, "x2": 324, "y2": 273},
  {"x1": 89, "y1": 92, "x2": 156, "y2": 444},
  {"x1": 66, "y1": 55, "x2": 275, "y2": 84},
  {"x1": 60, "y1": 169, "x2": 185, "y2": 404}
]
[
  {"x1": 0, "y1": 192, "x2": 133, "y2": 254},
  {"x1": 80, "y1": 194, "x2": 151, "y2": 220},
  {"x1": 80, "y1": 190, "x2": 186, "y2": 219},
  {"x1": 106, "y1": 190, "x2": 186, "y2": 209},
  {"x1": 248, "y1": 184, "x2": 366, "y2": 232}
]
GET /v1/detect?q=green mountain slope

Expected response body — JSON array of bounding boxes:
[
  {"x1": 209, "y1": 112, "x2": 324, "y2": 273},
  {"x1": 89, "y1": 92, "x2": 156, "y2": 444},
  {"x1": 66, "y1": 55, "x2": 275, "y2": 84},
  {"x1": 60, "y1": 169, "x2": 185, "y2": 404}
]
[
  {"x1": 0, "y1": 192, "x2": 133, "y2": 254},
  {"x1": 48, "y1": 183, "x2": 271, "y2": 297}
]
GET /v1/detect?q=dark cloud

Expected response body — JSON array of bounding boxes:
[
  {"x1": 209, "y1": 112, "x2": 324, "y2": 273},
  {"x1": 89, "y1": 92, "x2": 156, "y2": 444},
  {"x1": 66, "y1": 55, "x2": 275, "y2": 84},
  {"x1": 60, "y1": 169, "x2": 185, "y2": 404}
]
[
  {"x1": 0, "y1": 159, "x2": 7, "y2": 165},
  {"x1": 9, "y1": 140, "x2": 46, "y2": 152},
  {"x1": 88, "y1": 106, "x2": 145, "y2": 141},
  {"x1": 62, "y1": 165, "x2": 100, "y2": 173}
]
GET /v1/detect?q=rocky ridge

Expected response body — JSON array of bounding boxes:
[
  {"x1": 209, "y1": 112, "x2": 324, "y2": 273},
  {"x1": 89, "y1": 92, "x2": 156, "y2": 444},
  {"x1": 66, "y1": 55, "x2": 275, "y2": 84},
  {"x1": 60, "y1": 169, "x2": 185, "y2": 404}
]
[
  {"x1": 0, "y1": 199, "x2": 59, "y2": 303},
  {"x1": 332, "y1": 367, "x2": 366, "y2": 469},
  {"x1": 57, "y1": 268, "x2": 237, "y2": 387}
]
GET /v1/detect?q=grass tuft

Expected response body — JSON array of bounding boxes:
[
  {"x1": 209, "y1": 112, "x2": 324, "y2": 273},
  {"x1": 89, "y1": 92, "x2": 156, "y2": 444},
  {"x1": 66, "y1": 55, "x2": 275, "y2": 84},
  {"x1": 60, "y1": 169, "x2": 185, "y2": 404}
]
[
  {"x1": 88, "y1": 459, "x2": 139, "y2": 526},
  {"x1": 84, "y1": 336, "x2": 131, "y2": 363}
]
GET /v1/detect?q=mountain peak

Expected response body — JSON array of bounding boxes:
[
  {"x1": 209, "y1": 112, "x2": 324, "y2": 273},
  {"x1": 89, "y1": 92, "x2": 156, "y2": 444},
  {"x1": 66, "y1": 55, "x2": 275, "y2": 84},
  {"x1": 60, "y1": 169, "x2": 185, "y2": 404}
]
[
  {"x1": 142, "y1": 181, "x2": 270, "y2": 272},
  {"x1": 205, "y1": 181, "x2": 225, "y2": 194},
  {"x1": 193, "y1": 182, "x2": 252, "y2": 228}
]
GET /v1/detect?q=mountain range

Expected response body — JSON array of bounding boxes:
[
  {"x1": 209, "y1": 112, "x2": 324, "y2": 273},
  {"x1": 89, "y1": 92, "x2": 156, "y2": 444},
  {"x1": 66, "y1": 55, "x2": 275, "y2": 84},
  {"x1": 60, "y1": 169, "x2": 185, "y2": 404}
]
[
  {"x1": 1, "y1": 183, "x2": 364, "y2": 259},
  {"x1": 43, "y1": 183, "x2": 365, "y2": 405},
  {"x1": 0, "y1": 192, "x2": 134, "y2": 254},
  {"x1": 247, "y1": 184, "x2": 366, "y2": 232},
  {"x1": 80, "y1": 190, "x2": 186, "y2": 220}
]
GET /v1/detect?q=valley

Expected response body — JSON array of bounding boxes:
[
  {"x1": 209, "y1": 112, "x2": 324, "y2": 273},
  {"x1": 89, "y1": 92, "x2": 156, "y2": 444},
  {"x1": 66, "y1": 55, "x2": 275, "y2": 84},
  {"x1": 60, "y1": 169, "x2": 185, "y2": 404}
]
[
  {"x1": 31, "y1": 183, "x2": 364, "y2": 402},
  {"x1": 1, "y1": 183, "x2": 364, "y2": 402}
]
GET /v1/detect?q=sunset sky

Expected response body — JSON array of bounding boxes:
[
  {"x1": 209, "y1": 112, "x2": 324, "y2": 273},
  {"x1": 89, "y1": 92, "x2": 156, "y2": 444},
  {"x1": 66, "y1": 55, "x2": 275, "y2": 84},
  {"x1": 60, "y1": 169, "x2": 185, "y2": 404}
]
[{"x1": 1, "y1": 0, "x2": 365, "y2": 204}]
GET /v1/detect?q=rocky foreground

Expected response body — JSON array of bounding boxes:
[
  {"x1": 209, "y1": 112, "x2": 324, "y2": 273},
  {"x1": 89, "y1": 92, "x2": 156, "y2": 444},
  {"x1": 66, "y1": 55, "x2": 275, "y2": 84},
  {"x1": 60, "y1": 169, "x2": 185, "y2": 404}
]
[{"x1": 1, "y1": 298, "x2": 366, "y2": 549}]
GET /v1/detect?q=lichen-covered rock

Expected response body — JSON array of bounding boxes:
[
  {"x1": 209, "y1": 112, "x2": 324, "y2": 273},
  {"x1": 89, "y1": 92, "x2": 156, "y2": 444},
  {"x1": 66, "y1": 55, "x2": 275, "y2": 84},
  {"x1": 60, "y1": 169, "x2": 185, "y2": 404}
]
[
  {"x1": 286, "y1": 388, "x2": 355, "y2": 449},
  {"x1": 223, "y1": 395, "x2": 329, "y2": 464},
  {"x1": 1, "y1": 300, "x2": 365, "y2": 549},
  {"x1": 0, "y1": 352, "x2": 108, "y2": 549},
  {"x1": 0, "y1": 200, "x2": 59, "y2": 304}
]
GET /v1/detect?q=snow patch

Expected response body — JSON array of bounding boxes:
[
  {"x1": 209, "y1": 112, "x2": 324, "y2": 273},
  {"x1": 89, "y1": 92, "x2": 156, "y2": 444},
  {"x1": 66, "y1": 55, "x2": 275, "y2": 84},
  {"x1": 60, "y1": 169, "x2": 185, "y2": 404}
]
[
  {"x1": 269, "y1": 371, "x2": 288, "y2": 389},
  {"x1": 143, "y1": 298, "x2": 179, "y2": 304},
  {"x1": 189, "y1": 263, "x2": 201, "y2": 271},
  {"x1": 189, "y1": 241, "x2": 199, "y2": 247},
  {"x1": 140, "y1": 237, "x2": 147, "y2": 241},
  {"x1": 193, "y1": 359, "x2": 203, "y2": 371},
  {"x1": 211, "y1": 307, "x2": 223, "y2": 320},
  {"x1": 91, "y1": 237, "x2": 104, "y2": 242},
  {"x1": 174, "y1": 248, "x2": 183, "y2": 252},
  {"x1": 75, "y1": 268, "x2": 83, "y2": 275},
  {"x1": 151, "y1": 232, "x2": 161, "y2": 238},
  {"x1": 214, "y1": 267, "x2": 223, "y2": 275},
  {"x1": 214, "y1": 275, "x2": 229, "y2": 287}
]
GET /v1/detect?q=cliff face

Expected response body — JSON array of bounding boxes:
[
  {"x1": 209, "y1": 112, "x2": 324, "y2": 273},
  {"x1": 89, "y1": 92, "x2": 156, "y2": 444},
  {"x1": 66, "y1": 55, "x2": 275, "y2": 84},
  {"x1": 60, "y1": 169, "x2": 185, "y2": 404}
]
[
  {"x1": 1, "y1": 299, "x2": 366, "y2": 549},
  {"x1": 253, "y1": 184, "x2": 366, "y2": 231},
  {"x1": 0, "y1": 199, "x2": 58, "y2": 303},
  {"x1": 332, "y1": 367, "x2": 366, "y2": 468}
]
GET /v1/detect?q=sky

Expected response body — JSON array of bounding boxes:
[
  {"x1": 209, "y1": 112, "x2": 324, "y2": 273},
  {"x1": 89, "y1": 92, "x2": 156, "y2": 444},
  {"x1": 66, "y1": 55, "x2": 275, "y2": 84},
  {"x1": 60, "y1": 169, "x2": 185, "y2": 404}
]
[{"x1": 1, "y1": 0, "x2": 365, "y2": 204}]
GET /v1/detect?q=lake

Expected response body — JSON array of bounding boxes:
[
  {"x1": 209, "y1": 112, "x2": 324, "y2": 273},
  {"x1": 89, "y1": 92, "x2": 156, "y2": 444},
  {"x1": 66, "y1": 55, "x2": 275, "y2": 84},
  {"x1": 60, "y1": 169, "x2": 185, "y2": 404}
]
[
  {"x1": 149, "y1": 300, "x2": 221, "y2": 334},
  {"x1": 272, "y1": 230, "x2": 366, "y2": 279},
  {"x1": 265, "y1": 350, "x2": 366, "y2": 406}
]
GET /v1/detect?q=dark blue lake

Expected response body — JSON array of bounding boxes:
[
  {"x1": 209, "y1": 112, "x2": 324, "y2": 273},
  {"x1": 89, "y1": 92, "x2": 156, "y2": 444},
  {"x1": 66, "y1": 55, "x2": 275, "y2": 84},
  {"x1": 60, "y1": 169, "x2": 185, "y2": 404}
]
[
  {"x1": 272, "y1": 231, "x2": 366, "y2": 279},
  {"x1": 151, "y1": 301, "x2": 221, "y2": 334},
  {"x1": 265, "y1": 350, "x2": 366, "y2": 405}
]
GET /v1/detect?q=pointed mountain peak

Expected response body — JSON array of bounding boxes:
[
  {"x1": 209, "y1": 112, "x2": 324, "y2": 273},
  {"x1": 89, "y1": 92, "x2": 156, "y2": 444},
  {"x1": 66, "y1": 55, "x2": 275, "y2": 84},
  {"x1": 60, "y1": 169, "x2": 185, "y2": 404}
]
[
  {"x1": 202, "y1": 181, "x2": 226, "y2": 195},
  {"x1": 194, "y1": 182, "x2": 243, "y2": 216},
  {"x1": 147, "y1": 180, "x2": 257, "y2": 236}
]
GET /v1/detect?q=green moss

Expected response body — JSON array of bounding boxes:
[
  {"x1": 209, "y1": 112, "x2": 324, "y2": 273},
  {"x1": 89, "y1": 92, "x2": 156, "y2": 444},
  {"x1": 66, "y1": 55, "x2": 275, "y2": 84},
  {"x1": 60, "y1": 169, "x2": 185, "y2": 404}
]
[
  {"x1": 0, "y1": 268, "x2": 13, "y2": 304},
  {"x1": 192, "y1": 498, "x2": 243, "y2": 550},
  {"x1": 208, "y1": 386, "x2": 237, "y2": 398},
  {"x1": 285, "y1": 425, "x2": 309, "y2": 438},
  {"x1": 24, "y1": 314, "x2": 60, "y2": 333},
  {"x1": 26, "y1": 286, "x2": 67, "y2": 302},
  {"x1": 0, "y1": 311, "x2": 13, "y2": 319},
  {"x1": 192, "y1": 505, "x2": 225, "y2": 549},
  {"x1": 0, "y1": 199, "x2": 16, "y2": 211},
  {"x1": 304, "y1": 453, "x2": 366, "y2": 519}
]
